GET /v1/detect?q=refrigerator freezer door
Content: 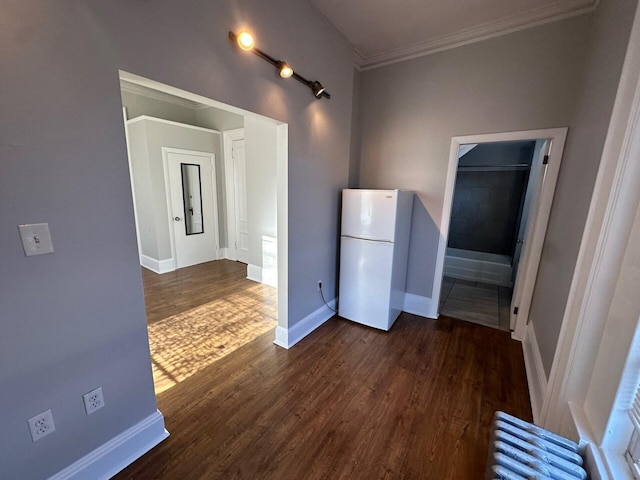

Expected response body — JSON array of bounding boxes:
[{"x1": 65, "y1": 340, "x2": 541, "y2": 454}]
[
  {"x1": 338, "y1": 236, "x2": 393, "y2": 330},
  {"x1": 342, "y1": 189, "x2": 398, "y2": 242}
]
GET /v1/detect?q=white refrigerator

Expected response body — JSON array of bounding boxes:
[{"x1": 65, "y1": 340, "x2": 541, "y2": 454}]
[{"x1": 338, "y1": 189, "x2": 413, "y2": 331}]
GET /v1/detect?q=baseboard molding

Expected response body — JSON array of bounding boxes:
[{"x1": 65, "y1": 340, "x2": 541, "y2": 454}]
[
  {"x1": 140, "y1": 255, "x2": 175, "y2": 274},
  {"x1": 274, "y1": 298, "x2": 337, "y2": 349},
  {"x1": 522, "y1": 323, "x2": 548, "y2": 424},
  {"x1": 218, "y1": 247, "x2": 231, "y2": 260},
  {"x1": 247, "y1": 264, "x2": 262, "y2": 283},
  {"x1": 49, "y1": 409, "x2": 169, "y2": 480},
  {"x1": 403, "y1": 293, "x2": 438, "y2": 319}
]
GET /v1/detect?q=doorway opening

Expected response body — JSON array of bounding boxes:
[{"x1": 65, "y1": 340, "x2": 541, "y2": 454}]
[
  {"x1": 119, "y1": 71, "x2": 288, "y2": 394},
  {"x1": 440, "y1": 140, "x2": 541, "y2": 330},
  {"x1": 434, "y1": 128, "x2": 567, "y2": 340}
]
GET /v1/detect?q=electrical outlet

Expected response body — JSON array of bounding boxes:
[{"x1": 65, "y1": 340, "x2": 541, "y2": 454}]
[
  {"x1": 83, "y1": 387, "x2": 105, "y2": 415},
  {"x1": 28, "y1": 409, "x2": 55, "y2": 442},
  {"x1": 317, "y1": 280, "x2": 322, "y2": 291}
]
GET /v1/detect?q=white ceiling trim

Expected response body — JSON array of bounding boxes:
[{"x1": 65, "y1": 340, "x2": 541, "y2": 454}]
[{"x1": 356, "y1": 0, "x2": 599, "y2": 71}]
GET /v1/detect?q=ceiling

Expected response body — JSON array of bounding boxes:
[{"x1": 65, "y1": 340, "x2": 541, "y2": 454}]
[{"x1": 310, "y1": 0, "x2": 598, "y2": 70}]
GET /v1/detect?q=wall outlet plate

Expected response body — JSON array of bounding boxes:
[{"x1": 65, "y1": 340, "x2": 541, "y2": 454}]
[
  {"x1": 18, "y1": 223, "x2": 54, "y2": 256},
  {"x1": 28, "y1": 409, "x2": 55, "y2": 442},
  {"x1": 83, "y1": 387, "x2": 105, "y2": 415}
]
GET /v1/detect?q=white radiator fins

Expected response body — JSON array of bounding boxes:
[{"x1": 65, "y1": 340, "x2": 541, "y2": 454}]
[{"x1": 486, "y1": 412, "x2": 587, "y2": 480}]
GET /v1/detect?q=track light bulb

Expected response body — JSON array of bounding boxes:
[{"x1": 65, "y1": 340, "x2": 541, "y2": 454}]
[
  {"x1": 237, "y1": 31, "x2": 255, "y2": 51},
  {"x1": 279, "y1": 63, "x2": 293, "y2": 78},
  {"x1": 311, "y1": 81, "x2": 326, "y2": 98}
]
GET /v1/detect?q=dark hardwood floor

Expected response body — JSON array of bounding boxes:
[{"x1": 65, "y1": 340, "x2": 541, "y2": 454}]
[
  {"x1": 141, "y1": 260, "x2": 273, "y2": 325},
  {"x1": 115, "y1": 313, "x2": 531, "y2": 479}
]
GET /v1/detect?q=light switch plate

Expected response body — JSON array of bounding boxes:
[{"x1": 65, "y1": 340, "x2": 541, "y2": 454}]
[{"x1": 18, "y1": 223, "x2": 54, "y2": 256}]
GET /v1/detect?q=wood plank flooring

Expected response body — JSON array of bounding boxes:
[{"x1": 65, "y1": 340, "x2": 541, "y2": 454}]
[
  {"x1": 115, "y1": 313, "x2": 531, "y2": 479},
  {"x1": 141, "y1": 260, "x2": 277, "y2": 393},
  {"x1": 141, "y1": 260, "x2": 272, "y2": 325}
]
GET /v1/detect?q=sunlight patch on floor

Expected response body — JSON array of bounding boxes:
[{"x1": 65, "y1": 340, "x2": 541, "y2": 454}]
[{"x1": 148, "y1": 283, "x2": 277, "y2": 394}]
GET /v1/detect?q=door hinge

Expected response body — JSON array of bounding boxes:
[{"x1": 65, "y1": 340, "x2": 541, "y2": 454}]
[
  {"x1": 543, "y1": 155, "x2": 549, "y2": 165},
  {"x1": 513, "y1": 306, "x2": 519, "y2": 315}
]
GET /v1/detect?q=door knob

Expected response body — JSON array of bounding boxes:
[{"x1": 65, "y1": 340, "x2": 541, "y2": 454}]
[{"x1": 174, "y1": 217, "x2": 181, "y2": 221}]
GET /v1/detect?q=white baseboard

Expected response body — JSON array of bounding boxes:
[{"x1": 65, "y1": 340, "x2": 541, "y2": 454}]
[
  {"x1": 403, "y1": 293, "x2": 438, "y2": 319},
  {"x1": 49, "y1": 409, "x2": 169, "y2": 480},
  {"x1": 218, "y1": 248, "x2": 231, "y2": 260},
  {"x1": 247, "y1": 264, "x2": 262, "y2": 283},
  {"x1": 140, "y1": 255, "x2": 175, "y2": 274},
  {"x1": 274, "y1": 298, "x2": 337, "y2": 349},
  {"x1": 522, "y1": 323, "x2": 548, "y2": 424}
]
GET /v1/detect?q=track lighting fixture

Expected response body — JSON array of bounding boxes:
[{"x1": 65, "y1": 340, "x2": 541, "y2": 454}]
[
  {"x1": 278, "y1": 62, "x2": 293, "y2": 79},
  {"x1": 229, "y1": 30, "x2": 330, "y2": 100},
  {"x1": 236, "y1": 31, "x2": 255, "y2": 51}
]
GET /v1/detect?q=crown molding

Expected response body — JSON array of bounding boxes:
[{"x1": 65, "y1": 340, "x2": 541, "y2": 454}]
[
  {"x1": 359, "y1": 0, "x2": 599, "y2": 71},
  {"x1": 120, "y1": 80, "x2": 204, "y2": 109},
  {"x1": 354, "y1": 48, "x2": 365, "y2": 71}
]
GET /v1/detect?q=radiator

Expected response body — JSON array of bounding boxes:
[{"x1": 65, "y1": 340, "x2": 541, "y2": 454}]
[{"x1": 485, "y1": 411, "x2": 587, "y2": 480}]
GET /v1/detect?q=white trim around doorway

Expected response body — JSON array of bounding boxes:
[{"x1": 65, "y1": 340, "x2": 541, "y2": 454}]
[
  {"x1": 434, "y1": 127, "x2": 568, "y2": 341},
  {"x1": 119, "y1": 70, "x2": 289, "y2": 351},
  {"x1": 223, "y1": 128, "x2": 246, "y2": 262}
]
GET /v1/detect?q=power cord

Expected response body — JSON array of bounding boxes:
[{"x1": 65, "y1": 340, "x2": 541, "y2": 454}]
[{"x1": 318, "y1": 281, "x2": 337, "y2": 313}]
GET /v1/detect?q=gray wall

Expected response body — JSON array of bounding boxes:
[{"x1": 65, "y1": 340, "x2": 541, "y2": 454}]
[
  {"x1": 245, "y1": 116, "x2": 278, "y2": 269},
  {"x1": 358, "y1": 15, "x2": 593, "y2": 298},
  {"x1": 357, "y1": 4, "x2": 636, "y2": 378},
  {"x1": 0, "y1": 1, "x2": 353, "y2": 478},
  {"x1": 127, "y1": 121, "x2": 157, "y2": 258},
  {"x1": 349, "y1": 68, "x2": 362, "y2": 188},
  {"x1": 528, "y1": 0, "x2": 639, "y2": 376}
]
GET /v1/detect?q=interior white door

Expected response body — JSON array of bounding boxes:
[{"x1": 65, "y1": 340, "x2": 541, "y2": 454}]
[
  {"x1": 167, "y1": 151, "x2": 218, "y2": 269},
  {"x1": 232, "y1": 139, "x2": 249, "y2": 264},
  {"x1": 510, "y1": 142, "x2": 550, "y2": 331}
]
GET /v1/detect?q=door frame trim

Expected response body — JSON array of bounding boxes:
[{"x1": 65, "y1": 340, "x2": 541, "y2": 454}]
[
  {"x1": 119, "y1": 69, "x2": 289, "y2": 347},
  {"x1": 434, "y1": 127, "x2": 568, "y2": 340},
  {"x1": 223, "y1": 128, "x2": 246, "y2": 262},
  {"x1": 162, "y1": 147, "x2": 220, "y2": 269}
]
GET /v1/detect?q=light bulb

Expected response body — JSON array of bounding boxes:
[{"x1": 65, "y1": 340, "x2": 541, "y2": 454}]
[
  {"x1": 237, "y1": 31, "x2": 255, "y2": 51},
  {"x1": 279, "y1": 63, "x2": 293, "y2": 78}
]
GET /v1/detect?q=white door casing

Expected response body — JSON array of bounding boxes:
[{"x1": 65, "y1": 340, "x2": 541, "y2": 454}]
[
  {"x1": 119, "y1": 71, "x2": 290, "y2": 349},
  {"x1": 435, "y1": 128, "x2": 567, "y2": 340},
  {"x1": 163, "y1": 148, "x2": 219, "y2": 269},
  {"x1": 223, "y1": 129, "x2": 249, "y2": 264},
  {"x1": 232, "y1": 139, "x2": 249, "y2": 264}
]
